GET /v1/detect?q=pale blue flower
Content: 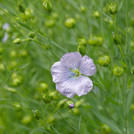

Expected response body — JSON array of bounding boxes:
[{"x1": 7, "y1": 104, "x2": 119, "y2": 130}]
[{"x1": 51, "y1": 52, "x2": 97, "y2": 98}]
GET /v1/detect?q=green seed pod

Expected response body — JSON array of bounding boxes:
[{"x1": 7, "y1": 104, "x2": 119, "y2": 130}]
[
  {"x1": 43, "y1": 0, "x2": 52, "y2": 13},
  {"x1": 65, "y1": 18, "x2": 76, "y2": 28},
  {"x1": 47, "y1": 115, "x2": 54, "y2": 124},
  {"x1": 93, "y1": 11, "x2": 100, "y2": 19},
  {"x1": 130, "y1": 41, "x2": 134, "y2": 51},
  {"x1": 88, "y1": 36, "x2": 103, "y2": 46},
  {"x1": 78, "y1": 38, "x2": 87, "y2": 46},
  {"x1": 38, "y1": 82, "x2": 48, "y2": 93},
  {"x1": 107, "y1": 2, "x2": 118, "y2": 15},
  {"x1": 12, "y1": 77, "x2": 22, "y2": 87},
  {"x1": 25, "y1": 8, "x2": 33, "y2": 17},
  {"x1": 80, "y1": 6, "x2": 86, "y2": 13},
  {"x1": 42, "y1": 93, "x2": 50, "y2": 103},
  {"x1": 113, "y1": 66, "x2": 124, "y2": 77},
  {"x1": 18, "y1": 5, "x2": 25, "y2": 13},
  {"x1": 20, "y1": 50, "x2": 28, "y2": 58},
  {"x1": 22, "y1": 115, "x2": 32, "y2": 124},
  {"x1": 101, "y1": 124, "x2": 111, "y2": 133},
  {"x1": 13, "y1": 38, "x2": 21, "y2": 44},
  {"x1": 33, "y1": 110, "x2": 40, "y2": 120},
  {"x1": 10, "y1": 50, "x2": 17, "y2": 58},
  {"x1": 49, "y1": 91, "x2": 57, "y2": 100},
  {"x1": 77, "y1": 45, "x2": 85, "y2": 56},
  {"x1": 13, "y1": 102, "x2": 22, "y2": 111},
  {"x1": 45, "y1": 20, "x2": 55, "y2": 28},
  {"x1": 132, "y1": 115, "x2": 134, "y2": 121},
  {"x1": 28, "y1": 31, "x2": 35, "y2": 38},
  {"x1": 113, "y1": 33, "x2": 121, "y2": 45},
  {"x1": 98, "y1": 55, "x2": 111, "y2": 66}
]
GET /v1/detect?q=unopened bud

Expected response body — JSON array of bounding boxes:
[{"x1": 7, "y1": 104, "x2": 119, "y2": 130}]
[
  {"x1": 98, "y1": 55, "x2": 111, "y2": 66},
  {"x1": 66, "y1": 101, "x2": 74, "y2": 109},
  {"x1": 78, "y1": 38, "x2": 87, "y2": 46},
  {"x1": 88, "y1": 36, "x2": 103, "y2": 46},
  {"x1": 77, "y1": 45, "x2": 85, "y2": 56},
  {"x1": 13, "y1": 38, "x2": 21, "y2": 44},
  {"x1": 45, "y1": 20, "x2": 55, "y2": 28},
  {"x1": 42, "y1": 93, "x2": 50, "y2": 103},
  {"x1": 93, "y1": 11, "x2": 100, "y2": 19},
  {"x1": 38, "y1": 82, "x2": 48, "y2": 93},
  {"x1": 112, "y1": 32, "x2": 121, "y2": 45},
  {"x1": 113, "y1": 66, "x2": 124, "y2": 77},
  {"x1": 65, "y1": 18, "x2": 76, "y2": 28},
  {"x1": 33, "y1": 110, "x2": 40, "y2": 120},
  {"x1": 43, "y1": 0, "x2": 52, "y2": 13},
  {"x1": 108, "y1": 2, "x2": 118, "y2": 15},
  {"x1": 101, "y1": 124, "x2": 111, "y2": 133},
  {"x1": 13, "y1": 102, "x2": 22, "y2": 111},
  {"x1": 28, "y1": 31, "x2": 35, "y2": 38},
  {"x1": 18, "y1": 5, "x2": 25, "y2": 13},
  {"x1": 22, "y1": 115, "x2": 32, "y2": 124}
]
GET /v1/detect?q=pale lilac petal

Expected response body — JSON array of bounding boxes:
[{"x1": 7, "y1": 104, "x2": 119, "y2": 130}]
[
  {"x1": 51, "y1": 61, "x2": 71, "y2": 83},
  {"x1": 56, "y1": 76, "x2": 93, "y2": 98},
  {"x1": 60, "y1": 52, "x2": 82, "y2": 69},
  {"x1": 3, "y1": 23, "x2": 9, "y2": 30},
  {"x1": 79, "y1": 55, "x2": 97, "y2": 76},
  {"x1": 2, "y1": 32, "x2": 8, "y2": 43}
]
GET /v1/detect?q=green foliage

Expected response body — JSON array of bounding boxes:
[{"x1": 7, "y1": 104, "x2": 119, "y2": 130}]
[{"x1": 0, "y1": 0, "x2": 134, "y2": 134}]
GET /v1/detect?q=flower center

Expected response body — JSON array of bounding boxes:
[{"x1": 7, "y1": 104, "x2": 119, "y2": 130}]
[{"x1": 71, "y1": 69, "x2": 81, "y2": 77}]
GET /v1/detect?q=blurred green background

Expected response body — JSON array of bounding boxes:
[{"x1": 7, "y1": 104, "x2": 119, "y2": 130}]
[{"x1": 0, "y1": 0, "x2": 134, "y2": 134}]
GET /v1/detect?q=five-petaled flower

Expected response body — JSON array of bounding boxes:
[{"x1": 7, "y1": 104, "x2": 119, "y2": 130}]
[{"x1": 51, "y1": 52, "x2": 97, "y2": 98}]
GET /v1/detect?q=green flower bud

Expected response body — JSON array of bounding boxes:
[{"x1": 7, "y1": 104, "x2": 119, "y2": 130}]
[
  {"x1": 78, "y1": 38, "x2": 87, "y2": 46},
  {"x1": 98, "y1": 55, "x2": 111, "y2": 66},
  {"x1": 38, "y1": 82, "x2": 48, "y2": 93},
  {"x1": 42, "y1": 93, "x2": 50, "y2": 103},
  {"x1": 13, "y1": 38, "x2": 21, "y2": 44},
  {"x1": 88, "y1": 36, "x2": 103, "y2": 46},
  {"x1": 20, "y1": 50, "x2": 28, "y2": 58},
  {"x1": 28, "y1": 31, "x2": 35, "y2": 38},
  {"x1": 49, "y1": 91, "x2": 57, "y2": 100},
  {"x1": 8, "y1": 61, "x2": 17, "y2": 70},
  {"x1": 10, "y1": 50, "x2": 17, "y2": 58},
  {"x1": 57, "y1": 99, "x2": 67, "y2": 108},
  {"x1": 113, "y1": 66, "x2": 124, "y2": 77},
  {"x1": 13, "y1": 102, "x2": 22, "y2": 111},
  {"x1": 112, "y1": 33, "x2": 121, "y2": 45},
  {"x1": 43, "y1": 0, "x2": 52, "y2": 13},
  {"x1": 18, "y1": 5, "x2": 25, "y2": 13},
  {"x1": 66, "y1": 101, "x2": 74, "y2": 109},
  {"x1": 108, "y1": 2, "x2": 118, "y2": 15},
  {"x1": 93, "y1": 11, "x2": 100, "y2": 19},
  {"x1": 12, "y1": 77, "x2": 22, "y2": 87},
  {"x1": 130, "y1": 41, "x2": 134, "y2": 51},
  {"x1": 47, "y1": 115, "x2": 54, "y2": 124},
  {"x1": 80, "y1": 6, "x2": 86, "y2": 13},
  {"x1": 22, "y1": 115, "x2": 32, "y2": 124},
  {"x1": 45, "y1": 20, "x2": 55, "y2": 28},
  {"x1": 65, "y1": 18, "x2": 76, "y2": 28},
  {"x1": 7, "y1": 87, "x2": 17, "y2": 93},
  {"x1": 101, "y1": 124, "x2": 111, "y2": 133},
  {"x1": 77, "y1": 45, "x2": 85, "y2": 56},
  {"x1": 33, "y1": 110, "x2": 40, "y2": 120},
  {"x1": 25, "y1": 8, "x2": 33, "y2": 17}
]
